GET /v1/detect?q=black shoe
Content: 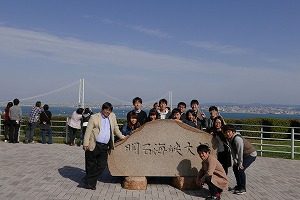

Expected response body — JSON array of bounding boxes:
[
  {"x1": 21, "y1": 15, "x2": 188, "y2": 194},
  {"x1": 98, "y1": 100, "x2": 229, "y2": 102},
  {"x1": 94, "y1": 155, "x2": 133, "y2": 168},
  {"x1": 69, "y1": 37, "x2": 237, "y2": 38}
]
[
  {"x1": 82, "y1": 178, "x2": 96, "y2": 190},
  {"x1": 234, "y1": 188, "x2": 246, "y2": 195},
  {"x1": 205, "y1": 195, "x2": 220, "y2": 200},
  {"x1": 84, "y1": 183, "x2": 96, "y2": 190}
]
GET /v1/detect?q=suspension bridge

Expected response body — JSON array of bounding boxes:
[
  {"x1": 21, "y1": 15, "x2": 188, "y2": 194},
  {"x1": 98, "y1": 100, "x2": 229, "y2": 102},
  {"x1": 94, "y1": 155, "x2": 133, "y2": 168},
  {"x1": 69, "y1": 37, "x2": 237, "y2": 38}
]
[{"x1": 0, "y1": 79, "x2": 173, "y2": 109}]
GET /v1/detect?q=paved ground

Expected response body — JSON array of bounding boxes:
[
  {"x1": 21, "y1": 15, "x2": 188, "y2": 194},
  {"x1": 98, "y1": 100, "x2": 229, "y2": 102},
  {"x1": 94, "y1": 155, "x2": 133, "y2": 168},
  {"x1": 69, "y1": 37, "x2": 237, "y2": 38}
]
[{"x1": 0, "y1": 142, "x2": 299, "y2": 200}]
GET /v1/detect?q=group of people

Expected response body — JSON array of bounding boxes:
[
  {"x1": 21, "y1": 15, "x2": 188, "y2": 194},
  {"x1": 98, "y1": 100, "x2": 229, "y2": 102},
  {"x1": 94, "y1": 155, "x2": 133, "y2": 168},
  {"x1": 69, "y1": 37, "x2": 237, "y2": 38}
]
[
  {"x1": 3, "y1": 99, "x2": 53, "y2": 144},
  {"x1": 80, "y1": 97, "x2": 256, "y2": 200},
  {"x1": 3, "y1": 97, "x2": 256, "y2": 199}
]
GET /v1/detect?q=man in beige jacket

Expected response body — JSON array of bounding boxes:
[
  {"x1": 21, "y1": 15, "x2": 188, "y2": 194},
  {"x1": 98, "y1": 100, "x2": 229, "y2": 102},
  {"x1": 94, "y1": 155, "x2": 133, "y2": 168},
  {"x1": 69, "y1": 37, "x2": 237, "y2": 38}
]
[{"x1": 82, "y1": 102, "x2": 127, "y2": 190}]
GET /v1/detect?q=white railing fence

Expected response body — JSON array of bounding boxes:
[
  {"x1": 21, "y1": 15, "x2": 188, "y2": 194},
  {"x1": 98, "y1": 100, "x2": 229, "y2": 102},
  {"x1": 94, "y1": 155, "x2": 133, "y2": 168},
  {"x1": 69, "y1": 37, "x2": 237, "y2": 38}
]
[{"x1": 0, "y1": 116, "x2": 299, "y2": 159}]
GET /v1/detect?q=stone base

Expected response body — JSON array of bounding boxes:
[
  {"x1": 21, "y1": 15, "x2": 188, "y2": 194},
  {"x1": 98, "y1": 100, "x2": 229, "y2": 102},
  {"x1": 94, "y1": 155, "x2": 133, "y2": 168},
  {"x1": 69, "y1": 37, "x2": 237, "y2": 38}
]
[
  {"x1": 122, "y1": 176, "x2": 147, "y2": 190},
  {"x1": 171, "y1": 176, "x2": 198, "y2": 190}
]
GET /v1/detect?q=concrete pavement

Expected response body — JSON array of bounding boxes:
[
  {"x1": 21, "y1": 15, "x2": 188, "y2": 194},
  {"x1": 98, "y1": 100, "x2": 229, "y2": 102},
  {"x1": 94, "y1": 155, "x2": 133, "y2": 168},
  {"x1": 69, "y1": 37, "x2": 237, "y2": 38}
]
[{"x1": 0, "y1": 142, "x2": 299, "y2": 200}]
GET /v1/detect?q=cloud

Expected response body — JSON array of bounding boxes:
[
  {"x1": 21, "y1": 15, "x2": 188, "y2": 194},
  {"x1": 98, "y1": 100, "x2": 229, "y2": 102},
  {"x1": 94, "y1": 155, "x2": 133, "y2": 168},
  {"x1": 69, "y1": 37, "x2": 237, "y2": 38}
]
[
  {"x1": 97, "y1": 18, "x2": 171, "y2": 38},
  {"x1": 0, "y1": 26, "x2": 212, "y2": 73},
  {"x1": 183, "y1": 41, "x2": 252, "y2": 55}
]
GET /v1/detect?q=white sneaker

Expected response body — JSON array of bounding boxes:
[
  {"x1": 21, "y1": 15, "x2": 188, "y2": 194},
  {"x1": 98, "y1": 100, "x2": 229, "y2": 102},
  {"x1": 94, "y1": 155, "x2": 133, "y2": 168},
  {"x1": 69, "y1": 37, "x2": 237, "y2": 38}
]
[{"x1": 4, "y1": 140, "x2": 8, "y2": 143}]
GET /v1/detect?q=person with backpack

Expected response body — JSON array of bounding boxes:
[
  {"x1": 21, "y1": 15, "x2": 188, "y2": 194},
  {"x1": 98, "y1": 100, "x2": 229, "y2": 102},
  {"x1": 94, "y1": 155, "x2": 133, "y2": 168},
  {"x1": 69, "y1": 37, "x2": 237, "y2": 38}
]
[{"x1": 223, "y1": 124, "x2": 257, "y2": 195}]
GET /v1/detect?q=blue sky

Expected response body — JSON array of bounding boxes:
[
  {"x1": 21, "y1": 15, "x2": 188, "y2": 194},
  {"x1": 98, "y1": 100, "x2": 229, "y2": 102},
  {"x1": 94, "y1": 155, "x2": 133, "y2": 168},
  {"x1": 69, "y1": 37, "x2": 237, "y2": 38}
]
[{"x1": 0, "y1": 1, "x2": 300, "y2": 106}]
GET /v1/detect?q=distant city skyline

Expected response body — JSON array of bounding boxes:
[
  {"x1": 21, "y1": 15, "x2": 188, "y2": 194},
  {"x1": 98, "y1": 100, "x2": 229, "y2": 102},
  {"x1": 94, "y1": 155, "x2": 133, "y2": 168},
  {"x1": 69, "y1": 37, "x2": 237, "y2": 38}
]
[{"x1": 1, "y1": 1, "x2": 300, "y2": 105}]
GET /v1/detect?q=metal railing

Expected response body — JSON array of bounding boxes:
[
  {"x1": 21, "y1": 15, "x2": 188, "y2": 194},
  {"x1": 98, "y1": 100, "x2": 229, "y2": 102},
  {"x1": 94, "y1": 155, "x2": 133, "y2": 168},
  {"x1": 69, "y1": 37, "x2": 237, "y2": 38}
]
[
  {"x1": 231, "y1": 123, "x2": 300, "y2": 159},
  {"x1": 1, "y1": 116, "x2": 300, "y2": 159}
]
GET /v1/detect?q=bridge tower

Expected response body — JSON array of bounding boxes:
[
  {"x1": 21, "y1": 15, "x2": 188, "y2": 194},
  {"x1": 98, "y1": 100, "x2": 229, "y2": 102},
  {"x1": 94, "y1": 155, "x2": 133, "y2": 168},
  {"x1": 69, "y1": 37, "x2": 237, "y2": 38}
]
[
  {"x1": 168, "y1": 91, "x2": 173, "y2": 110},
  {"x1": 79, "y1": 79, "x2": 84, "y2": 108}
]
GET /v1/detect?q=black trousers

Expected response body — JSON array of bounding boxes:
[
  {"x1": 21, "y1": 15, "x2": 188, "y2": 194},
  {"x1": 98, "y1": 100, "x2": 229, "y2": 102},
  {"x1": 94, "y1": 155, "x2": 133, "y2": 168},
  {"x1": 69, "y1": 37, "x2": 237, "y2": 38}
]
[
  {"x1": 205, "y1": 176, "x2": 223, "y2": 196},
  {"x1": 84, "y1": 142, "x2": 109, "y2": 187},
  {"x1": 9, "y1": 120, "x2": 20, "y2": 143}
]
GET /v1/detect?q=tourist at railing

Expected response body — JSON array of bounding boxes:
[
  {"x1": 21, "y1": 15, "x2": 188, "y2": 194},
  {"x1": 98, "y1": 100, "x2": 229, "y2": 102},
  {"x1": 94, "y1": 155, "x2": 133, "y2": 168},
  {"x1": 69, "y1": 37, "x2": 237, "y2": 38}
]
[
  {"x1": 210, "y1": 116, "x2": 231, "y2": 175},
  {"x1": 146, "y1": 108, "x2": 158, "y2": 122},
  {"x1": 177, "y1": 102, "x2": 187, "y2": 121},
  {"x1": 126, "y1": 97, "x2": 147, "y2": 126},
  {"x1": 157, "y1": 98, "x2": 171, "y2": 119},
  {"x1": 9, "y1": 98, "x2": 22, "y2": 143},
  {"x1": 3, "y1": 102, "x2": 13, "y2": 142},
  {"x1": 68, "y1": 108, "x2": 84, "y2": 146},
  {"x1": 39, "y1": 104, "x2": 52, "y2": 144},
  {"x1": 196, "y1": 144, "x2": 228, "y2": 200},
  {"x1": 223, "y1": 124, "x2": 257, "y2": 195},
  {"x1": 79, "y1": 108, "x2": 93, "y2": 146},
  {"x1": 24, "y1": 101, "x2": 42, "y2": 144},
  {"x1": 190, "y1": 99, "x2": 207, "y2": 128},
  {"x1": 82, "y1": 102, "x2": 127, "y2": 190},
  {"x1": 121, "y1": 111, "x2": 141, "y2": 136}
]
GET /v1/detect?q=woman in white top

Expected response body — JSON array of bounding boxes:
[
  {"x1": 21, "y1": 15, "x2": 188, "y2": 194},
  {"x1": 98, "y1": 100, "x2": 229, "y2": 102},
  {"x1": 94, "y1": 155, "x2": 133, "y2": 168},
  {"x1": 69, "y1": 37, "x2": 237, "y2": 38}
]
[{"x1": 68, "y1": 108, "x2": 84, "y2": 146}]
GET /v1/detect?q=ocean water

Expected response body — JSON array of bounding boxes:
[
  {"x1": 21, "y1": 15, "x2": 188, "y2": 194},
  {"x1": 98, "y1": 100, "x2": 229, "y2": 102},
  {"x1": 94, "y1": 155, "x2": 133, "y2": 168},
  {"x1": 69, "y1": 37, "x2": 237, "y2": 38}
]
[{"x1": 1, "y1": 106, "x2": 300, "y2": 120}]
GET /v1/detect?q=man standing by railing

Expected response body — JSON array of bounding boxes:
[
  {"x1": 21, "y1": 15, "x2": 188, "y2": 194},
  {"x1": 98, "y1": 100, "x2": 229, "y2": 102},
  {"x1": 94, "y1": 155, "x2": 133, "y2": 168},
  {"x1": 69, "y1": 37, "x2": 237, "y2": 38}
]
[
  {"x1": 9, "y1": 98, "x2": 22, "y2": 143},
  {"x1": 24, "y1": 101, "x2": 42, "y2": 144}
]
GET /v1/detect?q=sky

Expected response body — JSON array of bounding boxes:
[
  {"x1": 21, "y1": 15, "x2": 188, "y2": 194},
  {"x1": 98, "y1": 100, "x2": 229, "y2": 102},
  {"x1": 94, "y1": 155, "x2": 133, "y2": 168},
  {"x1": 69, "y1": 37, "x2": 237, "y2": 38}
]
[{"x1": 0, "y1": 0, "x2": 300, "y2": 106}]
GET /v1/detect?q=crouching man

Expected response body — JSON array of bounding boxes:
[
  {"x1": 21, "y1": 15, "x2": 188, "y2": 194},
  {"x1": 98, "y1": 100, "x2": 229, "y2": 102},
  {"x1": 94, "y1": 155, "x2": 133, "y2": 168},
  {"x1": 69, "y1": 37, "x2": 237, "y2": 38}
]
[{"x1": 196, "y1": 144, "x2": 228, "y2": 200}]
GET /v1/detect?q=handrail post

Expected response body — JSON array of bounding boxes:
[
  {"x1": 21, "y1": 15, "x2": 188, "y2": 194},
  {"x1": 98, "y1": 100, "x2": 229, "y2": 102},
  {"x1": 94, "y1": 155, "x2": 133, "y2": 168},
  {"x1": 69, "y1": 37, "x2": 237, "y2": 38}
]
[
  {"x1": 260, "y1": 126, "x2": 263, "y2": 157},
  {"x1": 66, "y1": 117, "x2": 69, "y2": 144},
  {"x1": 291, "y1": 128, "x2": 295, "y2": 159}
]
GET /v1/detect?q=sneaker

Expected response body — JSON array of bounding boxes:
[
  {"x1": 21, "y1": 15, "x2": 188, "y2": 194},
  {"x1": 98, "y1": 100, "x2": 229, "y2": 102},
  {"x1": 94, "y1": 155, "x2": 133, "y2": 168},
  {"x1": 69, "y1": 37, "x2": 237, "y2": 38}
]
[
  {"x1": 229, "y1": 185, "x2": 239, "y2": 191},
  {"x1": 205, "y1": 195, "x2": 220, "y2": 200},
  {"x1": 4, "y1": 140, "x2": 8, "y2": 143},
  {"x1": 23, "y1": 140, "x2": 29, "y2": 144},
  {"x1": 29, "y1": 140, "x2": 35, "y2": 144},
  {"x1": 234, "y1": 188, "x2": 246, "y2": 195}
]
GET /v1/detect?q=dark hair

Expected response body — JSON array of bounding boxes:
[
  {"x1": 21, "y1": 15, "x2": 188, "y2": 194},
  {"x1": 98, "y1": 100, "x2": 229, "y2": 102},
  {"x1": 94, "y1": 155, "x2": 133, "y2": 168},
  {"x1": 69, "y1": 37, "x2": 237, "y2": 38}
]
[
  {"x1": 197, "y1": 144, "x2": 210, "y2": 153},
  {"x1": 132, "y1": 97, "x2": 142, "y2": 104},
  {"x1": 43, "y1": 104, "x2": 49, "y2": 111},
  {"x1": 35, "y1": 101, "x2": 42, "y2": 107},
  {"x1": 6, "y1": 102, "x2": 13, "y2": 108},
  {"x1": 84, "y1": 107, "x2": 92, "y2": 114},
  {"x1": 185, "y1": 109, "x2": 195, "y2": 119},
  {"x1": 148, "y1": 108, "x2": 158, "y2": 121},
  {"x1": 190, "y1": 99, "x2": 199, "y2": 107},
  {"x1": 223, "y1": 124, "x2": 236, "y2": 133},
  {"x1": 159, "y1": 98, "x2": 168, "y2": 105},
  {"x1": 213, "y1": 116, "x2": 225, "y2": 128},
  {"x1": 171, "y1": 108, "x2": 181, "y2": 119},
  {"x1": 177, "y1": 102, "x2": 186, "y2": 108},
  {"x1": 76, "y1": 108, "x2": 84, "y2": 114},
  {"x1": 209, "y1": 106, "x2": 218, "y2": 112},
  {"x1": 127, "y1": 111, "x2": 141, "y2": 130},
  {"x1": 13, "y1": 98, "x2": 19, "y2": 105},
  {"x1": 102, "y1": 102, "x2": 113, "y2": 111},
  {"x1": 153, "y1": 102, "x2": 158, "y2": 108}
]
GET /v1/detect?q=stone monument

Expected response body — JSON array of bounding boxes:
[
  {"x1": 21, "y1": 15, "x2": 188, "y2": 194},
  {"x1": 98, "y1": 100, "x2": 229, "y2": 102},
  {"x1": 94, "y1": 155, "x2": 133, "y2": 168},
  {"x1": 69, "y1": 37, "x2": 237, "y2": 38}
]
[{"x1": 108, "y1": 119, "x2": 218, "y2": 190}]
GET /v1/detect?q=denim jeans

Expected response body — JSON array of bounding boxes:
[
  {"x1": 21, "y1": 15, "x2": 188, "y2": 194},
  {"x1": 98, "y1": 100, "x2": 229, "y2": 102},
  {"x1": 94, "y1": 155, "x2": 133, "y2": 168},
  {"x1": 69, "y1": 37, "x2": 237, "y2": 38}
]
[
  {"x1": 41, "y1": 128, "x2": 53, "y2": 144},
  {"x1": 233, "y1": 155, "x2": 256, "y2": 191},
  {"x1": 68, "y1": 126, "x2": 78, "y2": 144},
  {"x1": 26, "y1": 122, "x2": 37, "y2": 141}
]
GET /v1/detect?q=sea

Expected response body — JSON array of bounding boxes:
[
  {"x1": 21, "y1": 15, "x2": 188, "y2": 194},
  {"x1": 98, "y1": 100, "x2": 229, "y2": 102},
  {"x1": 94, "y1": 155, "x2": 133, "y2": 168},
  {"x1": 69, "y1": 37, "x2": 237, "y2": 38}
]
[{"x1": 1, "y1": 106, "x2": 300, "y2": 120}]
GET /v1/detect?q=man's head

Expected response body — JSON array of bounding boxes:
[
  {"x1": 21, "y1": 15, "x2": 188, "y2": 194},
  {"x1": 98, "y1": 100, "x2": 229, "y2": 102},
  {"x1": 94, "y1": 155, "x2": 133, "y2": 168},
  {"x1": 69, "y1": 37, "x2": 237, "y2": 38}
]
[
  {"x1": 13, "y1": 98, "x2": 19, "y2": 105},
  {"x1": 209, "y1": 106, "x2": 218, "y2": 118},
  {"x1": 159, "y1": 99, "x2": 168, "y2": 111},
  {"x1": 101, "y1": 102, "x2": 113, "y2": 117},
  {"x1": 36, "y1": 101, "x2": 42, "y2": 108},
  {"x1": 197, "y1": 144, "x2": 210, "y2": 161},
  {"x1": 132, "y1": 97, "x2": 142, "y2": 110},
  {"x1": 177, "y1": 102, "x2": 186, "y2": 114},
  {"x1": 223, "y1": 124, "x2": 236, "y2": 139},
  {"x1": 190, "y1": 99, "x2": 199, "y2": 112}
]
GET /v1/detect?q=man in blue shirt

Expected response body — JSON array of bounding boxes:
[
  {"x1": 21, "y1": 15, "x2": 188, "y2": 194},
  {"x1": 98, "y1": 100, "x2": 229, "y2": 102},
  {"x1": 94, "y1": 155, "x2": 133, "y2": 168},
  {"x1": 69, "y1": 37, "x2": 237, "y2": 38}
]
[{"x1": 82, "y1": 102, "x2": 127, "y2": 190}]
